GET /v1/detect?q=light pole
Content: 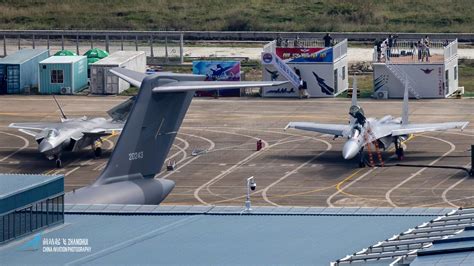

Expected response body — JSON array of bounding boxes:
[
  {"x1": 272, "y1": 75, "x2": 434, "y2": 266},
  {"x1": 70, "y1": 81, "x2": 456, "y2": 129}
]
[{"x1": 245, "y1": 176, "x2": 256, "y2": 212}]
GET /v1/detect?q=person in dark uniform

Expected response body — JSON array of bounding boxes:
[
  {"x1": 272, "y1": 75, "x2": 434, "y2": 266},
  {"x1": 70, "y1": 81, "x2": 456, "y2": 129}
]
[{"x1": 323, "y1": 33, "x2": 332, "y2": 47}]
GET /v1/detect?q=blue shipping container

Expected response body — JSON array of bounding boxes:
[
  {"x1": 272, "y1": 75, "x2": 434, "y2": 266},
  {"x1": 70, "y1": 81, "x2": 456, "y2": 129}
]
[
  {"x1": 39, "y1": 56, "x2": 88, "y2": 94},
  {"x1": 0, "y1": 49, "x2": 49, "y2": 94}
]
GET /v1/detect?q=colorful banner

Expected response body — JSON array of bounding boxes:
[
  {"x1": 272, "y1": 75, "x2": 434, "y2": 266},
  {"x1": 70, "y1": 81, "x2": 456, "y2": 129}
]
[
  {"x1": 192, "y1": 61, "x2": 241, "y2": 96},
  {"x1": 275, "y1": 47, "x2": 333, "y2": 63}
]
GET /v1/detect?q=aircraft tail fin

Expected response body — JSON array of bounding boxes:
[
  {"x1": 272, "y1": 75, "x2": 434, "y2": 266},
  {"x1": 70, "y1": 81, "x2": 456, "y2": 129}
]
[
  {"x1": 351, "y1": 76, "x2": 358, "y2": 106},
  {"x1": 402, "y1": 77, "x2": 409, "y2": 125},
  {"x1": 107, "y1": 96, "x2": 136, "y2": 122},
  {"x1": 52, "y1": 95, "x2": 67, "y2": 121},
  {"x1": 96, "y1": 68, "x2": 286, "y2": 185}
]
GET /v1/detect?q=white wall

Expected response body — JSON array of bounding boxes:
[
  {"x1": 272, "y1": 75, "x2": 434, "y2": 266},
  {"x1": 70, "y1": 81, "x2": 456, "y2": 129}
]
[
  {"x1": 373, "y1": 63, "x2": 447, "y2": 98},
  {"x1": 262, "y1": 62, "x2": 347, "y2": 98},
  {"x1": 444, "y1": 56, "x2": 459, "y2": 96}
]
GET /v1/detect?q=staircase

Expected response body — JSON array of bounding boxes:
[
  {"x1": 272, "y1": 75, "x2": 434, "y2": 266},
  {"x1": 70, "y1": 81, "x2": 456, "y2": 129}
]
[{"x1": 384, "y1": 57, "x2": 420, "y2": 99}]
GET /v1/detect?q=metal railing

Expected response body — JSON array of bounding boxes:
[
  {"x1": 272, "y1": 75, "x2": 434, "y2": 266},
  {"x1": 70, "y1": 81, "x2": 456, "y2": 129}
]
[
  {"x1": 373, "y1": 39, "x2": 455, "y2": 64},
  {"x1": 333, "y1": 39, "x2": 348, "y2": 61}
]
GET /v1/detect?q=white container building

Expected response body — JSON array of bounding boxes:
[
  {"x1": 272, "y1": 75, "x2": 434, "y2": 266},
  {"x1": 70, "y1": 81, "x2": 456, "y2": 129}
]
[
  {"x1": 261, "y1": 38, "x2": 348, "y2": 98},
  {"x1": 90, "y1": 51, "x2": 146, "y2": 94},
  {"x1": 372, "y1": 39, "x2": 459, "y2": 99}
]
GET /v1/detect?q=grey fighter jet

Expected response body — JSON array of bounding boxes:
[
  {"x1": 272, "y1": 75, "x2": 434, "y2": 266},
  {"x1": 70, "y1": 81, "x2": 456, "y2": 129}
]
[
  {"x1": 285, "y1": 78, "x2": 469, "y2": 167},
  {"x1": 9, "y1": 96, "x2": 134, "y2": 167},
  {"x1": 66, "y1": 67, "x2": 287, "y2": 205}
]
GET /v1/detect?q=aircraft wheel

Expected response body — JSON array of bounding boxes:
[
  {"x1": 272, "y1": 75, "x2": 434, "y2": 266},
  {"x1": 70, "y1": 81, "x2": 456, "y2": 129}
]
[
  {"x1": 358, "y1": 161, "x2": 366, "y2": 168},
  {"x1": 396, "y1": 147, "x2": 404, "y2": 160},
  {"x1": 94, "y1": 147, "x2": 102, "y2": 157},
  {"x1": 55, "y1": 159, "x2": 62, "y2": 168}
]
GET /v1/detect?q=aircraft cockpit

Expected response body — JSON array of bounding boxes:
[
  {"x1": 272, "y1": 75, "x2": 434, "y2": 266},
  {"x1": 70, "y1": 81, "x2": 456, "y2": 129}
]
[
  {"x1": 349, "y1": 105, "x2": 366, "y2": 125},
  {"x1": 46, "y1": 129, "x2": 59, "y2": 138}
]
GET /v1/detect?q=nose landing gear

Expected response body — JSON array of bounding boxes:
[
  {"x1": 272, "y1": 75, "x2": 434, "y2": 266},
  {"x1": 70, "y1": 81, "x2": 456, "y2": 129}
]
[
  {"x1": 395, "y1": 138, "x2": 404, "y2": 160},
  {"x1": 54, "y1": 154, "x2": 62, "y2": 168}
]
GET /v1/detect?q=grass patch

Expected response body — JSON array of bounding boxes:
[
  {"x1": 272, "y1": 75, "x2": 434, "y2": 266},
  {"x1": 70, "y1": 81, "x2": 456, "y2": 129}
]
[{"x1": 0, "y1": 0, "x2": 473, "y2": 32}]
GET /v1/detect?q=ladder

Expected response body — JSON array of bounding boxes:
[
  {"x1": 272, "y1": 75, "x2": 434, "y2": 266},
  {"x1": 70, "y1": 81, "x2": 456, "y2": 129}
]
[
  {"x1": 384, "y1": 56, "x2": 421, "y2": 99},
  {"x1": 363, "y1": 123, "x2": 384, "y2": 167}
]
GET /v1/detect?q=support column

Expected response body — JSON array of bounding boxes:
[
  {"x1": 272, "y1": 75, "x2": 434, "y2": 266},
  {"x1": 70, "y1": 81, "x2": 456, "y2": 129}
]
[
  {"x1": 76, "y1": 34, "x2": 79, "y2": 55},
  {"x1": 32, "y1": 35, "x2": 35, "y2": 49},
  {"x1": 179, "y1": 32, "x2": 184, "y2": 64},
  {"x1": 105, "y1": 35, "x2": 109, "y2": 53}
]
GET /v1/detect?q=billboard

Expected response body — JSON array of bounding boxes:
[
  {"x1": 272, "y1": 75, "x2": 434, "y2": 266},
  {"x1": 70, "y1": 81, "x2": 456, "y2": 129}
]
[
  {"x1": 262, "y1": 63, "x2": 336, "y2": 98},
  {"x1": 192, "y1": 61, "x2": 241, "y2": 97},
  {"x1": 275, "y1": 47, "x2": 333, "y2": 63}
]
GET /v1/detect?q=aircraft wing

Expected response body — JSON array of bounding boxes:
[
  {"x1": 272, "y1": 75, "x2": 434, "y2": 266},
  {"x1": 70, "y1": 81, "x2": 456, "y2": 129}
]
[
  {"x1": 391, "y1": 122, "x2": 469, "y2": 136},
  {"x1": 154, "y1": 81, "x2": 288, "y2": 92},
  {"x1": 285, "y1": 122, "x2": 350, "y2": 137},
  {"x1": 109, "y1": 68, "x2": 147, "y2": 88},
  {"x1": 9, "y1": 122, "x2": 62, "y2": 131},
  {"x1": 84, "y1": 121, "x2": 125, "y2": 135}
]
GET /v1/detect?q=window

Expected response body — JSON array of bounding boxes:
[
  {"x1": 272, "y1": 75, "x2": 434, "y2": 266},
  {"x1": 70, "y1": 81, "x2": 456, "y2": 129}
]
[
  {"x1": 51, "y1": 70, "x2": 64, "y2": 84},
  {"x1": 454, "y1": 66, "x2": 458, "y2": 80},
  {"x1": 342, "y1": 66, "x2": 346, "y2": 80}
]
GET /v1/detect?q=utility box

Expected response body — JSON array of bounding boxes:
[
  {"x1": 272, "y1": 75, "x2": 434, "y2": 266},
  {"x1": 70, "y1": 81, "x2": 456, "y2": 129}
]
[
  {"x1": 90, "y1": 51, "x2": 146, "y2": 94},
  {"x1": 39, "y1": 56, "x2": 88, "y2": 94},
  {"x1": 0, "y1": 49, "x2": 49, "y2": 94}
]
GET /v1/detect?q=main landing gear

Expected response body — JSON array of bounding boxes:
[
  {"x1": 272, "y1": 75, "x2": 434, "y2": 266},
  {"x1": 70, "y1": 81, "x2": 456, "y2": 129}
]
[
  {"x1": 92, "y1": 140, "x2": 103, "y2": 158},
  {"x1": 395, "y1": 138, "x2": 404, "y2": 160},
  {"x1": 358, "y1": 147, "x2": 366, "y2": 168},
  {"x1": 54, "y1": 154, "x2": 62, "y2": 168}
]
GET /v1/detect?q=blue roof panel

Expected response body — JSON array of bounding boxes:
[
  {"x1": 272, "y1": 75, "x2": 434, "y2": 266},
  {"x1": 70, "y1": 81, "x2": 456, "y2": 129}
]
[
  {"x1": 0, "y1": 49, "x2": 49, "y2": 64},
  {"x1": 0, "y1": 212, "x2": 437, "y2": 265}
]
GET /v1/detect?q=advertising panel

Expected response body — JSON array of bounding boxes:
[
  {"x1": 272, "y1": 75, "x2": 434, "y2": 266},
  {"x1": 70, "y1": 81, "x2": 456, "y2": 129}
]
[
  {"x1": 275, "y1": 47, "x2": 333, "y2": 63},
  {"x1": 192, "y1": 61, "x2": 241, "y2": 97}
]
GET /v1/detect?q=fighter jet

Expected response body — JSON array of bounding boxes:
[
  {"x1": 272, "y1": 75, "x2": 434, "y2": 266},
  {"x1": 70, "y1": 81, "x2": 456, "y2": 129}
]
[
  {"x1": 9, "y1": 96, "x2": 134, "y2": 167},
  {"x1": 66, "y1": 67, "x2": 287, "y2": 205},
  {"x1": 285, "y1": 78, "x2": 469, "y2": 167}
]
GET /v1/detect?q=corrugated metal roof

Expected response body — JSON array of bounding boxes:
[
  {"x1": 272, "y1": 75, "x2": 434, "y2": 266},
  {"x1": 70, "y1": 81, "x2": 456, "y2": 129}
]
[
  {"x1": 0, "y1": 174, "x2": 63, "y2": 214},
  {"x1": 91, "y1": 51, "x2": 145, "y2": 65},
  {"x1": 0, "y1": 49, "x2": 49, "y2": 64},
  {"x1": 333, "y1": 208, "x2": 474, "y2": 265},
  {"x1": 63, "y1": 204, "x2": 451, "y2": 216},
  {"x1": 0, "y1": 174, "x2": 63, "y2": 199},
  {"x1": 40, "y1": 56, "x2": 86, "y2": 64},
  {"x1": 0, "y1": 209, "x2": 437, "y2": 265}
]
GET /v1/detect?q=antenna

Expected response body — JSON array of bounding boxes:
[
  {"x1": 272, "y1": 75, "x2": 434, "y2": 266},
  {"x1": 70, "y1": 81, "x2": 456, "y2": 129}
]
[
  {"x1": 401, "y1": 74, "x2": 409, "y2": 125},
  {"x1": 52, "y1": 95, "x2": 68, "y2": 121}
]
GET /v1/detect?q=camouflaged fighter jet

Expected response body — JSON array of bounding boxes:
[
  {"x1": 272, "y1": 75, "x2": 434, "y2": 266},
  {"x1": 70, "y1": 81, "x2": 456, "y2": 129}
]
[
  {"x1": 65, "y1": 67, "x2": 287, "y2": 205},
  {"x1": 285, "y1": 77, "x2": 469, "y2": 167},
  {"x1": 9, "y1": 96, "x2": 134, "y2": 168}
]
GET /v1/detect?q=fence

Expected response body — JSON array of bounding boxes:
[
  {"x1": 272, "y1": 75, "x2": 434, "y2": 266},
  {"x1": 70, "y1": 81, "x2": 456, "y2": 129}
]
[{"x1": 373, "y1": 39, "x2": 456, "y2": 64}]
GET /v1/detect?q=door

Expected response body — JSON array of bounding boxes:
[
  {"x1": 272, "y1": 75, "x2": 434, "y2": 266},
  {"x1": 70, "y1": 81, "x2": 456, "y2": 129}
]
[
  {"x1": 7, "y1": 65, "x2": 20, "y2": 94},
  {"x1": 333, "y1": 69, "x2": 338, "y2": 95},
  {"x1": 445, "y1": 69, "x2": 449, "y2": 94},
  {"x1": 0, "y1": 65, "x2": 6, "y2": 94},
  {"x1": 95, "y1": 67, "x2": 105, "y2": 94}
]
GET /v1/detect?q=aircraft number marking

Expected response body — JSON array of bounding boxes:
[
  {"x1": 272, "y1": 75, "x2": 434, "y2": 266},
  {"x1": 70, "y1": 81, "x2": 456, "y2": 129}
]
[{"x1": 129, "y1": 151, "x2": 144, "y2": 161}]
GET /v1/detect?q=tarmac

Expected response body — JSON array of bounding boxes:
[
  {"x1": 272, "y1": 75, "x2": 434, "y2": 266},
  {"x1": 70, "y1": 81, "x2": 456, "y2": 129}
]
[{"x1": 0, "y1": 95, "x2": 472, "y2": 208}]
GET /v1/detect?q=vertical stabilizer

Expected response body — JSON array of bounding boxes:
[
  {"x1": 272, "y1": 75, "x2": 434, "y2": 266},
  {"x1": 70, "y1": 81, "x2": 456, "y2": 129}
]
[
  {"x1": 351, "y1": 76, "x2": 358, "y2": 106},
  {"x1": 95, "y1": 75, "x2": 196, "y2": 185},
  {"x1": 402, "y1": 75, "x2": 409, "y2": 125}
]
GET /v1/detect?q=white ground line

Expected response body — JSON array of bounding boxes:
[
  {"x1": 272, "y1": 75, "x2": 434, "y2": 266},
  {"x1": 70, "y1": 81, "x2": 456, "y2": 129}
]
[
  {"x1": 64, "y1": 166, "x2": 81, "y2": 177},
  {"x1": 154, "y1": 137, "x2": 189, "y2": 178},
  {"x1": 0, "y1": 131, "x2": 29, "y2": 162},
  {"x1": 262, "y1": 138, "x2": 331, "y2": 207},
  {"x1": 193, "y1": 129, "x2": 266, "y2": 205},
  {"x1": 385, "y1": 135, "x2": 456, "y2": 207},
  {"x1": 441, "y1": 163, "x2": 472, "y2": 207},
  {"x1": 159, "y1": 132, "x2": 215, "y2": 180},
  {"x1": 201, "y1": 129, "x2": 330, "y2": 205},
  {"x1": 205, "y1": 136, "x2": 301, "y2": 197},
  {"x1": 326, "y1": 168, "x2": 377, "y2": 208}
]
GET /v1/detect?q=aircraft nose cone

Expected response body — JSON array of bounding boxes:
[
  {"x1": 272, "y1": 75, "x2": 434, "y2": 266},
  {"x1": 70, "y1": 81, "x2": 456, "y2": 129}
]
[
  {"x1": 39, "y1": 141, "x2": 54, "y2": 153},
  {"x1": 342, "y1": 140, "x2": 359, "y2": 160}
]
